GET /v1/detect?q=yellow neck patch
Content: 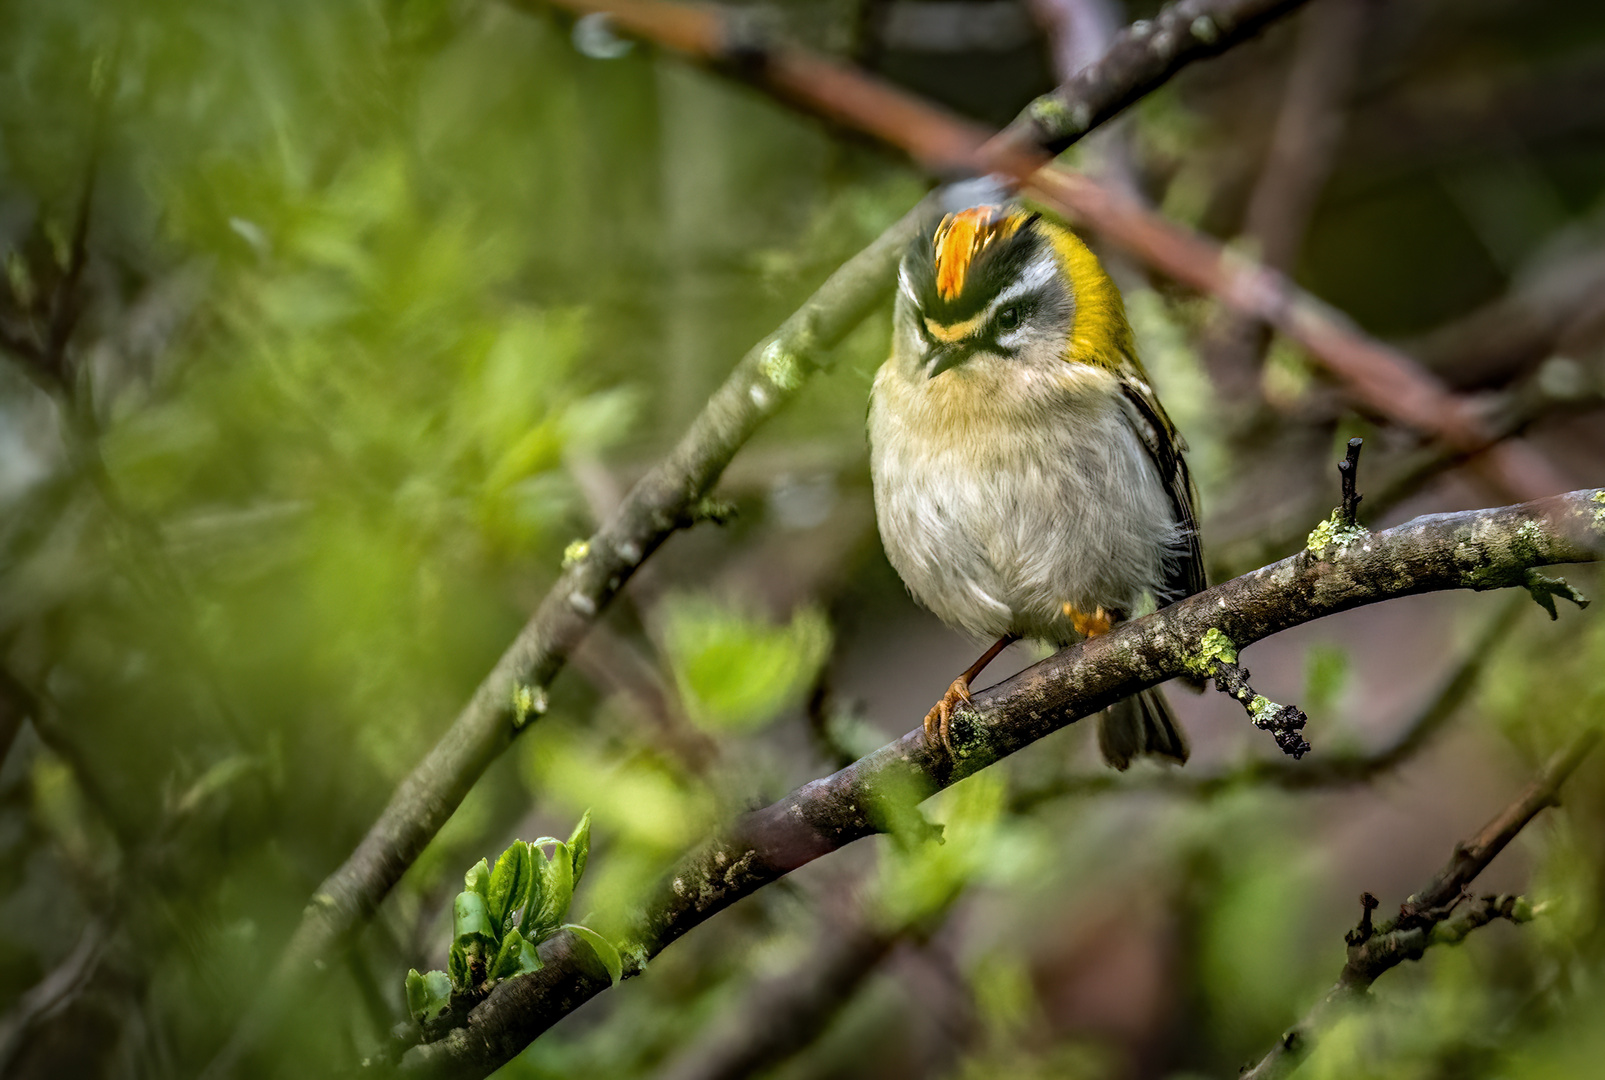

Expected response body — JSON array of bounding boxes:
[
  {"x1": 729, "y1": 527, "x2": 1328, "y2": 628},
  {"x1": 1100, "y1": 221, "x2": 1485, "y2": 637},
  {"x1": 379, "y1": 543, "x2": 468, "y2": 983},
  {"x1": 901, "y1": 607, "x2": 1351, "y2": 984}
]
[
  {"x1": 1039, "y1": 221, "x2": 1134, "y2": 371},
  {"x1": 931, "y1": 207, "x2": 1024, "y2": 301}
]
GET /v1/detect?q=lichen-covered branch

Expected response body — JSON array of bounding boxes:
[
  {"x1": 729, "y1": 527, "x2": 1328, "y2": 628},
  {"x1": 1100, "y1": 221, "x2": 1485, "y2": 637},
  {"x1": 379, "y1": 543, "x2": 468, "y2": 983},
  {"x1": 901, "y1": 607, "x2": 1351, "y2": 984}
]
[
  {"x1": 996, "y1": 0, "x2": 1313, "y2": 155},
  {"x1": 396, "y1": 490, "x2": 1604, "y2": 1079},
  {"x1": 1014, "y1": 591, "x2": 1526, "y2": 806},
  {"x1": 1241, "y1": 731, "x2": 1601, "y2": 1080}
]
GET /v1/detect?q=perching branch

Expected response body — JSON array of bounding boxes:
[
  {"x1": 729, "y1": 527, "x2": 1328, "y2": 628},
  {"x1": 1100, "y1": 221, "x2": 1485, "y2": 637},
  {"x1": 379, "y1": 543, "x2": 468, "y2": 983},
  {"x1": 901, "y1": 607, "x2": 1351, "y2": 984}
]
[
  {"x1": 210, "y1": 3, "x2": 1306, "y2": 1072},
  {"x1": 396, "y1": 490, "x2": 1604, "y2": 1078},
  {"x1": 1197, "y1": 438, "x2": 1370, "y2": 760},
  {"x1": 1241, "y1": 730, "x2": 1602, "y2": 1080},
  {"x1": 1011, "y1": 591, "x2": 1527, "y2": 807}
]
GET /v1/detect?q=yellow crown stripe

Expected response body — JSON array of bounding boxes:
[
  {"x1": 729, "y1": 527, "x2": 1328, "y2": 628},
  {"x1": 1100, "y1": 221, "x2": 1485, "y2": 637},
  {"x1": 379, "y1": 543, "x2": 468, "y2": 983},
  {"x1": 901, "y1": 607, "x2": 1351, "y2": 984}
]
[
  {"x1": 932, "y1": 206, "x2": 1023, "y2": 301},
  {"x1": 924, "y1": 312, "x2": 986, "y2": 343}
]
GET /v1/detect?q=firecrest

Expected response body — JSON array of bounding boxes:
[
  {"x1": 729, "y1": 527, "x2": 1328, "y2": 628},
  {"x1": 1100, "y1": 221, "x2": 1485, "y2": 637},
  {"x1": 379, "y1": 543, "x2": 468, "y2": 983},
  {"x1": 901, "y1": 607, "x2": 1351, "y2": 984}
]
[{"x1": 868, "y1": 202, "x2": 1203, "y2": 768}]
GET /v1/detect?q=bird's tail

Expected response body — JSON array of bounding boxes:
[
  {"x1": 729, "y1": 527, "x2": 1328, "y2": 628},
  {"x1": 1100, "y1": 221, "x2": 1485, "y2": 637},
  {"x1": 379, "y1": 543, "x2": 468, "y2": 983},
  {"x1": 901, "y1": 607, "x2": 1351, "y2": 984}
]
[{"x1": 1098, "y1": 687, "x2": 1190, "y2": 770}]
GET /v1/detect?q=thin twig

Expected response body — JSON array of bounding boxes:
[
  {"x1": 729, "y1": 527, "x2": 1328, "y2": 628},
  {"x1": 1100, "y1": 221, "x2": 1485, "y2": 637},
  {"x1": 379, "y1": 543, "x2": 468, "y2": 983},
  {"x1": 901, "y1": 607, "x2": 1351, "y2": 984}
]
[
  {"x1": 1241, "y1": 730, "x2": 1601, "y2": 1080},
  {"x1": 1210, "y1": 354, "x2": 1605, "y2": 581},
  {"x1": 1338, "y1": 437, "x2": 1364, "y2": 527},
  {"x1": 396, "y1": 491, "x2": 1604, "y2": 1079}
]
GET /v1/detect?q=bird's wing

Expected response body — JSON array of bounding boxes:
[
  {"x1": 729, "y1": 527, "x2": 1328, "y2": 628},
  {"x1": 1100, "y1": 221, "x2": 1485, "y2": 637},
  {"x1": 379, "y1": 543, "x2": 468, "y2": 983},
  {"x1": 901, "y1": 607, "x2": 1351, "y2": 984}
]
[{"x1": 1117, "y1": 367, "x2": 1206, "y2": 601}]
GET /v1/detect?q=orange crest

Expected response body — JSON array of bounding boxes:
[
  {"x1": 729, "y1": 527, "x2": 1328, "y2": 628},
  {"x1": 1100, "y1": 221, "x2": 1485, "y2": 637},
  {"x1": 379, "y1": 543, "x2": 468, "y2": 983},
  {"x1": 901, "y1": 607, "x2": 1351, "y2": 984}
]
[{"x1": 931, "y1": 206, "x2": 1023, "y2": 301}]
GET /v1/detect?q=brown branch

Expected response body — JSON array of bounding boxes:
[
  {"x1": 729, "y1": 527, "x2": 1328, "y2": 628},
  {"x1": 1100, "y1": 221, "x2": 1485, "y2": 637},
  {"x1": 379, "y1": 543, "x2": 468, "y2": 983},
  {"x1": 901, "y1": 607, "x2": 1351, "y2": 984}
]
[
  {"x1": 1410, "y1": 243, "x2": 1605, "y2": 391},
  {"x1": 1210, "y1": 344, "x2": 1605, "y2": 581},
  {"x1": 544, "y1": 0, "x2": 1564, "y2": 504},
  {"x1": 395, "y1": 490, "x2": 1604, "y2": 1078},
  {"x1": 1242, "y1": 730, "x2": 1601, "y2": 1080},
  {"x1": 994, "y1": 0, "x2": 1315, "y2": 155}
]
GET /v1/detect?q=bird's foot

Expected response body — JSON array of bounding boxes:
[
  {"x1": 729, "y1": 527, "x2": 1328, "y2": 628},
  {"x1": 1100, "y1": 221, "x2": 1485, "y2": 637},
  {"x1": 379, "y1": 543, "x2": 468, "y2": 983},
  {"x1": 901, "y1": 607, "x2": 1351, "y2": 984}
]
[
  {"x1": 1063, "y1": 604, "x2": 1112, "y2": 638},
  {"x1": 923, "y1": 676, "x2": 974, "y2": 755}
]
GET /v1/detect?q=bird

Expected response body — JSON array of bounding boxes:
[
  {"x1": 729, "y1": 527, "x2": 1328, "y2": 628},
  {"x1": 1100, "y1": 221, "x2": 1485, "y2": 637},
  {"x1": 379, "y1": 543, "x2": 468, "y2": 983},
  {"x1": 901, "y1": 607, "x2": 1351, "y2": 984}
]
[{"x1": 867, "y1": 201, "x2": 1204, "y2": 769}]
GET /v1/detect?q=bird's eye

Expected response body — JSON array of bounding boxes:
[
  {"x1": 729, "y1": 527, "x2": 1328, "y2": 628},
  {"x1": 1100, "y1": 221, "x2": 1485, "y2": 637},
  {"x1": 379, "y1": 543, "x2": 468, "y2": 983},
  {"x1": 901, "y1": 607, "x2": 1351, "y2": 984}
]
[{"x1": 996, "y1": 306, "x2": 1020, "y2": 331}]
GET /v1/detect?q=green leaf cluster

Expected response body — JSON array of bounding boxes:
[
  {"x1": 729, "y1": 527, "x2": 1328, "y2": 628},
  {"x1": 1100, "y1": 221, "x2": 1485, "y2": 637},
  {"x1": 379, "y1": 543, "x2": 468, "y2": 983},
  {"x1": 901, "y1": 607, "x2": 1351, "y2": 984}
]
[
  {"x1": 405, "y1": 810, "x2": 620, "y2": 1035},
  {"x1": 660, "y1": 596, "x2": 831, "y2": 733}
]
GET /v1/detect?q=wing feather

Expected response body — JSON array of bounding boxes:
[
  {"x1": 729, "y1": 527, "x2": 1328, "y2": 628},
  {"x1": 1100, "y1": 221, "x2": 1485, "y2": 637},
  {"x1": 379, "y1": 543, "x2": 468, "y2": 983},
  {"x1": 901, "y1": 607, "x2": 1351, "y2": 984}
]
[{"x1": 1116, "y1": 365, "x2": 1206, "y2": 602}]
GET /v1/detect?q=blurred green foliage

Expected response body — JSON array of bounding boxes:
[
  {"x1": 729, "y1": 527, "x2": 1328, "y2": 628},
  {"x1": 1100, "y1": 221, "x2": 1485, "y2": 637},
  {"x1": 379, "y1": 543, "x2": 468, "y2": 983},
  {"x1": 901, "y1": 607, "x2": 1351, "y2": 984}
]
[{"x1": 661, "y1": 597, "x2": 831, "y2": 733}]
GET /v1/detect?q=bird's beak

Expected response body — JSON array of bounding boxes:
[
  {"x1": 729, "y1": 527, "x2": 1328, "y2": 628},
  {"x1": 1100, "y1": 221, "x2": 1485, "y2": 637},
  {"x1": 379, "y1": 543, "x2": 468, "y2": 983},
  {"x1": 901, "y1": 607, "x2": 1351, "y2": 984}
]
[{"x1": 925, "y1": 344, "x2": 967, "y2": 379}]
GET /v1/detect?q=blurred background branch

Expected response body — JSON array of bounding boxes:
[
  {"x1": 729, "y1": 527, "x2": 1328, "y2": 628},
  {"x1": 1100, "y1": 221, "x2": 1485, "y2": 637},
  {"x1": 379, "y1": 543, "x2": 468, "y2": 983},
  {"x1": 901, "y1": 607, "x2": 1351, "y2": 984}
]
[{"x1": 1243, "y1": 730, "x2": 1602, "y2": 1080}]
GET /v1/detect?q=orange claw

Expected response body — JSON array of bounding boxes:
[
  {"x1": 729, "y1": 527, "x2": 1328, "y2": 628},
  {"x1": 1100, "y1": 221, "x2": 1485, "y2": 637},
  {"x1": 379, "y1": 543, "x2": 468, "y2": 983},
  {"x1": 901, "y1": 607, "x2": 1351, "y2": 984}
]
[
  {"x1": 1063, "y1": 603, "x2": 1113, "y2": 638},
  {"x1": 923, "y1": 676, "x2": 974, "y2": 755}
]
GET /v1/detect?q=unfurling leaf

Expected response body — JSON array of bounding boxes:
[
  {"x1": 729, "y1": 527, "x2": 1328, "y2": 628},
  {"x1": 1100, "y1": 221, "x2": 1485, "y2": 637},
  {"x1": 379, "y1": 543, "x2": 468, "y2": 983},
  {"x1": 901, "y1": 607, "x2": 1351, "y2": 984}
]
[
  {"x1": 529, "y1": 842, "x2": 575, "y2": 940},
  {"x1": 405, "y1": 968, "x2": 453, "y2": 1025},
  {"x1": 568, "y1": 809, "x2": 592, "y2": 884},
  {"x1": 453, "y1": 890, "x2": 496, "y2": 947},
  {"x1": 563, "y1": 923, "x2": 622, "y2": 985},
  {"x1": 463, "y1": 858, "x2": 491, "y2": 899},
  {"x1": 487, "y1": 842, "x2": 535, "y2": 932},
  {"x1": 491, "y1": 929, "x2": 543, "y2": 980}
]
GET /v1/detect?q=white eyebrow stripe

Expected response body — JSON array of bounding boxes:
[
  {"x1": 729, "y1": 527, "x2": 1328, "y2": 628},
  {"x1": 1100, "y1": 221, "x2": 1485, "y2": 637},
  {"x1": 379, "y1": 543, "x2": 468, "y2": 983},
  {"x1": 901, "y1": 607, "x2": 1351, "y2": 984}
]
[
  {"x1": 983, "y1": 250, "x2": 1057, "y2": 317},
  {"x1": 897, "y1": 263, "x2": 919, "y2": 305}
]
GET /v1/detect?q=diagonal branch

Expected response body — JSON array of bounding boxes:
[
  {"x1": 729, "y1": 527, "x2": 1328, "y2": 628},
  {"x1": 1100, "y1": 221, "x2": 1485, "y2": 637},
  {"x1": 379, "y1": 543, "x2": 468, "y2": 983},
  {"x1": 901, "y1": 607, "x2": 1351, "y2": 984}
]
[
  {"x1": 544, "y1": 0, "x2": 1564, "y2": 500},
  {"x1": 1241, "y1": 730, "x2": 1601, "y2": 1080},
  {"x1": 396, "y1": 489, "x2": 1604, "y2": 1078},
  {"x1": 205, "y1": 3, "x2": 1317, "y2": 1072}
]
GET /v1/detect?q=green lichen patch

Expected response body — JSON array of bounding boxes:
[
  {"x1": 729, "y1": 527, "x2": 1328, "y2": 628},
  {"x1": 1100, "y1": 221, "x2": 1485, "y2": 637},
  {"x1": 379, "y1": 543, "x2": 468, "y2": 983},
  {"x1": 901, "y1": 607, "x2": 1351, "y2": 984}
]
[
  {"x1": 1592, "y1": 489, "x2": 1605, "y2": 530},
  {"x1": 1029, "y1": 95, "x2": 1078, "y2": 132},
  {"x1": 759, "y1": 340, "x2": 804, "y2": 391},
  {"x1": 1184, "y1": 627, "x2": 1238, "y2": 677},
  {"x1": 512, "y1": 683, "x2": 549, "y2": 729},
  {"x1": 690, "y1": 495, "x2": 737, "y2": 526},
  {"x1": 562, "y1": 539, "x2": 590, "y2": 568},
  {"x1": 1306, "y1": 509, "x2": 1371, "y2": 558}
]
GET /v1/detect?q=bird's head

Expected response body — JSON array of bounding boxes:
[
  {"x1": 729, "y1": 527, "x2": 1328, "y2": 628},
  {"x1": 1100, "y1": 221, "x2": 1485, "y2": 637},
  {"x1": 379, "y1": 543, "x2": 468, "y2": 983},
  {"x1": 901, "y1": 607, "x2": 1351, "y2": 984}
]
[{"x1": 893, "y1": 204, "x2": 1133, "y2": 387}]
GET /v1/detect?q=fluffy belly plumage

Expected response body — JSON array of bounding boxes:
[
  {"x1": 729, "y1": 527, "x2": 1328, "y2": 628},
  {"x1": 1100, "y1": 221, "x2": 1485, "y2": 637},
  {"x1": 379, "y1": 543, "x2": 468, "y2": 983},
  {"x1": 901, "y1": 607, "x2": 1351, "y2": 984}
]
[{"x1": 869, "y1": 384, "x2": 1178, "y2": 644}]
